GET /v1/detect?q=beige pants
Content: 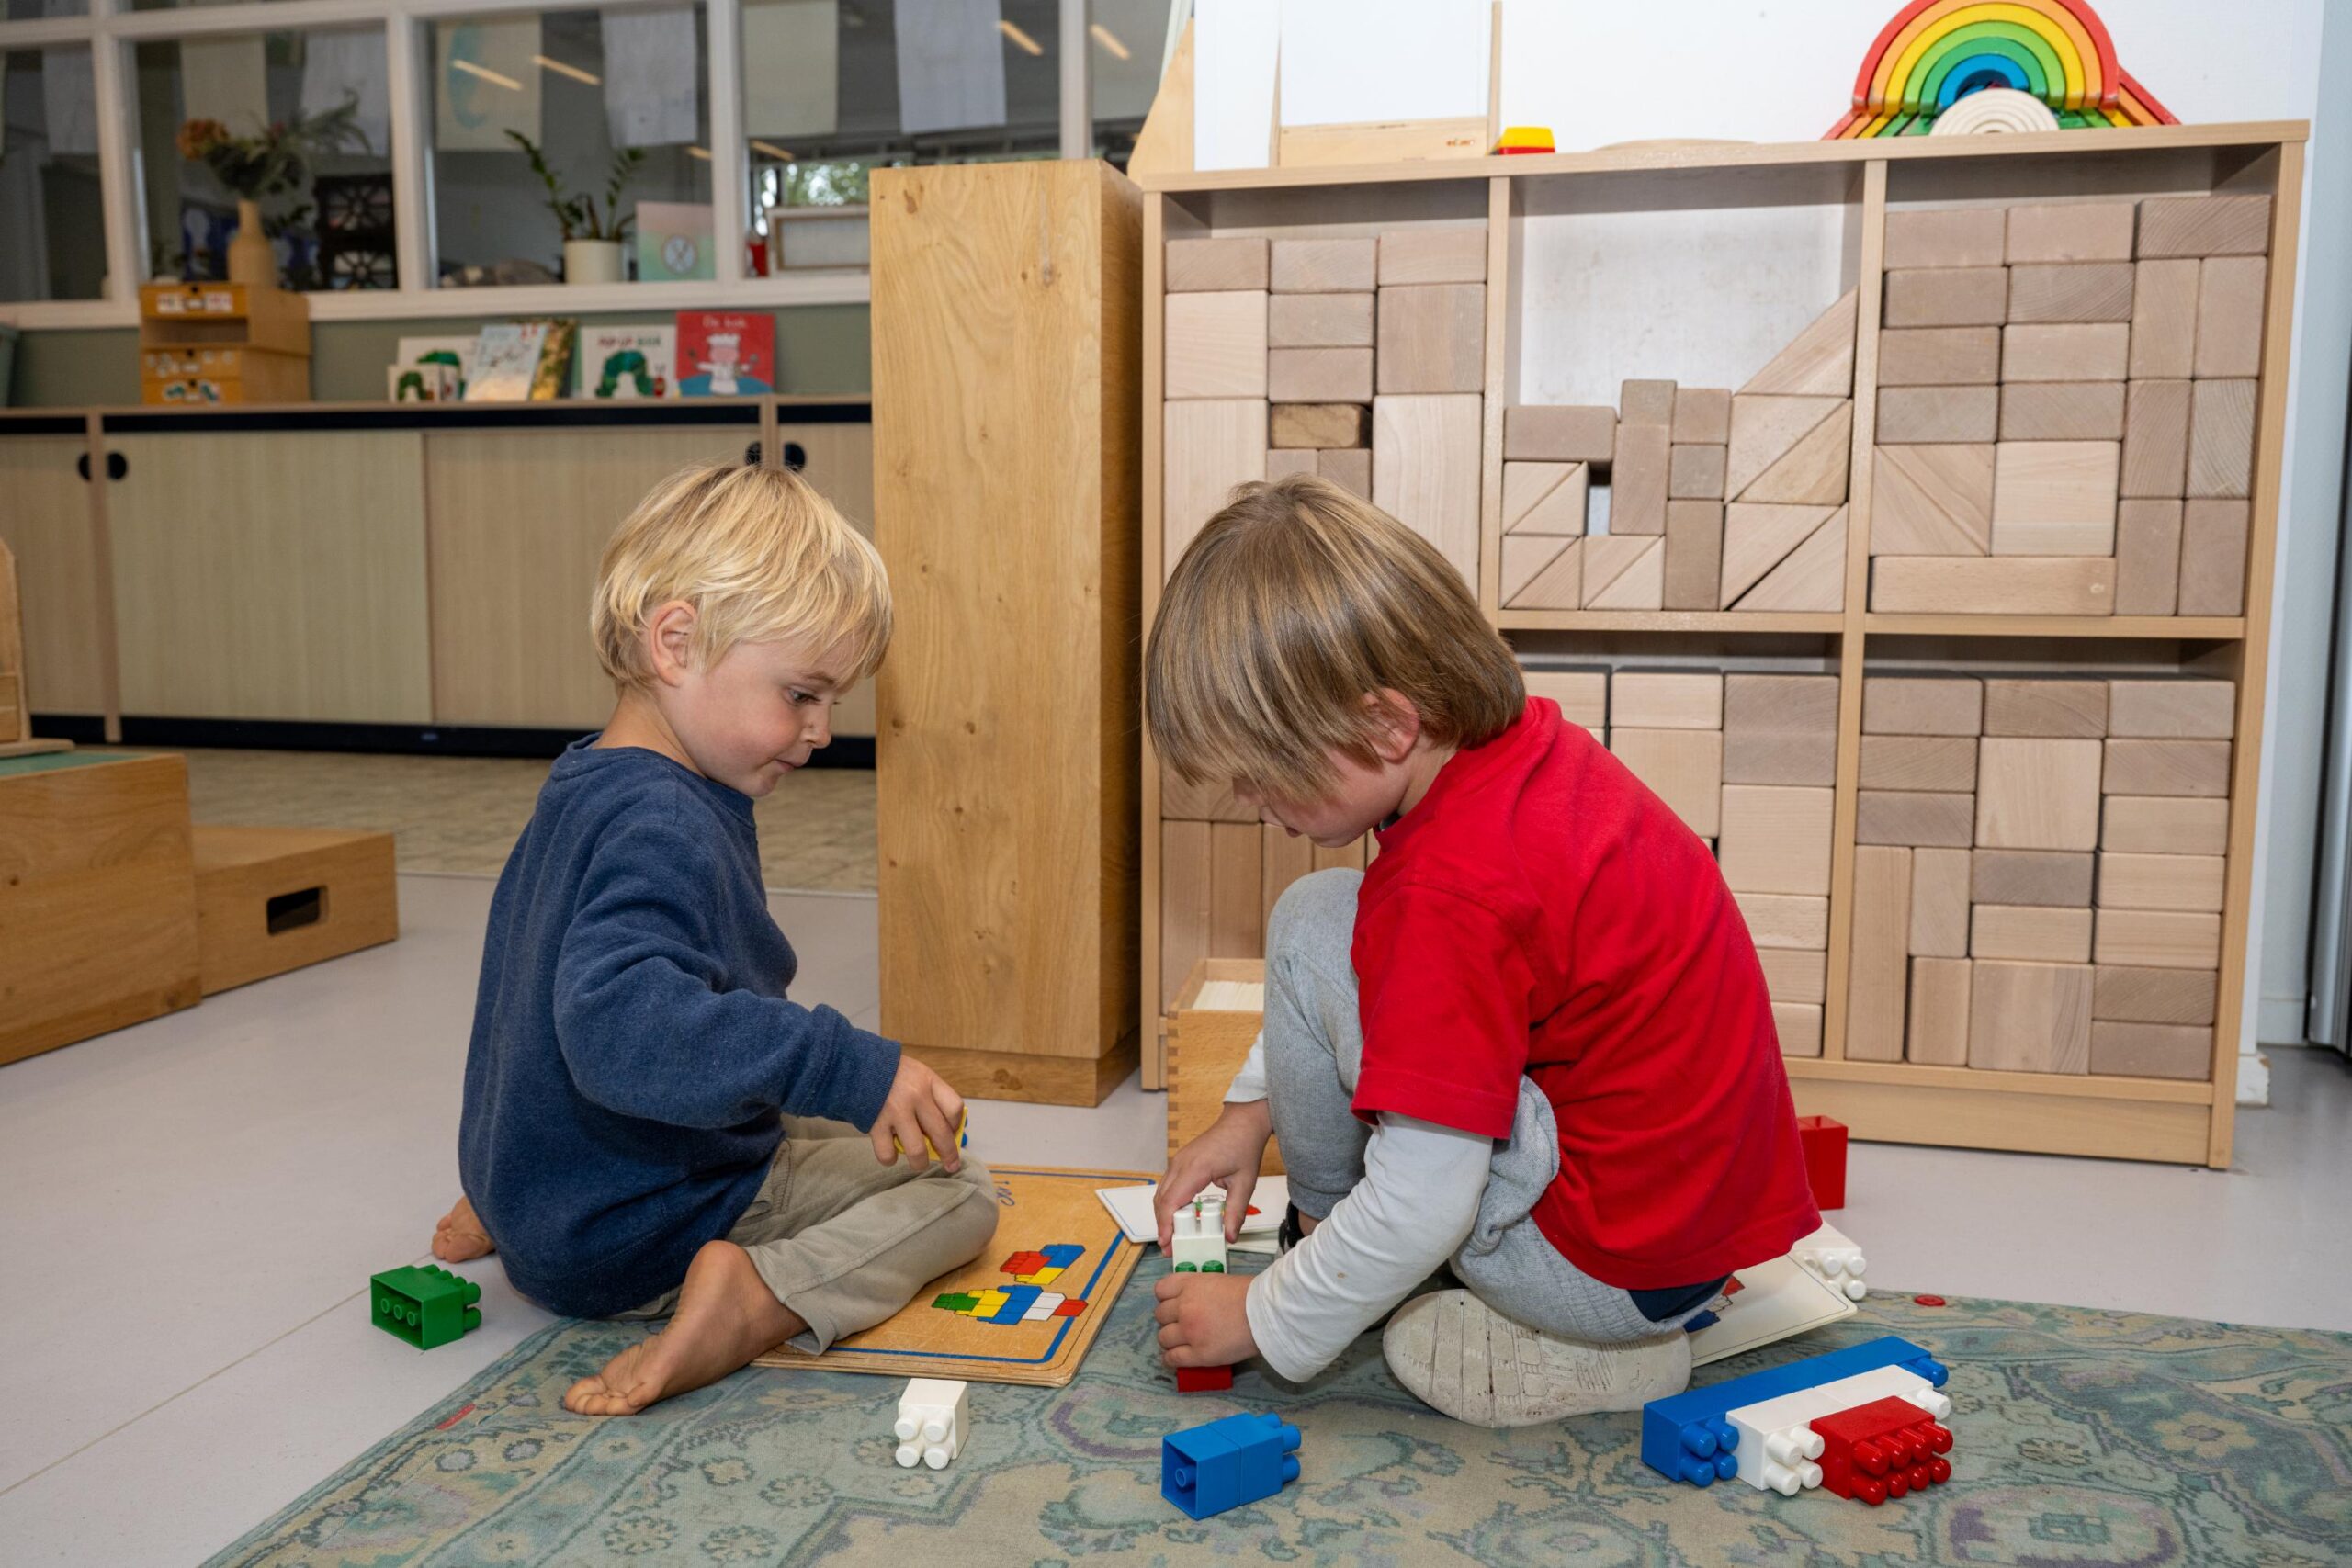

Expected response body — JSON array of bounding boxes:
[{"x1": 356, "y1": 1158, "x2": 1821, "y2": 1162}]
[{"x1": 620, "y1": 1115, "x2": 1001, "y2": 1354}]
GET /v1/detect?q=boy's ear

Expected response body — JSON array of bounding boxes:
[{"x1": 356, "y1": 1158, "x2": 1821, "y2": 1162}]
[
  {"x1": 645, "y1": 600, "x2": 699, "y2": 687},
  {"x1": 1363, "y1": 689, "x2": 1424, "y2": 764}
]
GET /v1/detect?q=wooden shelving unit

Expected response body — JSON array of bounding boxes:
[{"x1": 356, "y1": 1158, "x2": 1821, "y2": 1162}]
[{"x1": 1136, "y1": 123, "x2": 2308, "y2": 1168}]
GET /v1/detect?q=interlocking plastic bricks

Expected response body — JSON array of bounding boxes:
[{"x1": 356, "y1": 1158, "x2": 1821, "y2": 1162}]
[
  {"x1": 1162, "y1": 1412, "x2": 1303, "y2": 1517},
  {"x1": 369, "y1": 1265, "x2": 482, "y2": 1349},
  {"x1": 1641, "y1": 1335, "x2": 1946, "y2": 1486},
  {"x1": 1795, "y1": 1114, "x2": 1848, "y2": 1210},
  {"x1": 1815, "y1": 1394, "x2": 1953, "y2": 1505}
]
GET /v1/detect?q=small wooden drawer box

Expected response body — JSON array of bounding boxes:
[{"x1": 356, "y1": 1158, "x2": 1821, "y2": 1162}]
[
  {"x1": 1166, "y1": 958, "x2": 1283, "y2": 1176},
  {"x1": 192, "y1": 826, "x2": 398, "y2": 995},
  {"x1": 136, "y1": 282, "x2": 311, "y2": 355},
  {"x1": 140, "y1": 345, "x2": 311, "y2": 406}
]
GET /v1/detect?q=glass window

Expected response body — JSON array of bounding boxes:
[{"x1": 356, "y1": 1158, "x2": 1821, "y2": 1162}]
[
  {"x1": 430, "y1": 6, "x2": 713, "y2": 287},
  {"x1": 134, "y1": 29, "x2": 399, "y2": 289},
  {"x1": 1088, "y1": 0, "x2": 1171, "y2": 169},
  {"x1": 7, "y1": 0, "x2": 85, "y2": 17},
  {"x1": 0, "y1": 46, "x2": 107, "y2": 301}
]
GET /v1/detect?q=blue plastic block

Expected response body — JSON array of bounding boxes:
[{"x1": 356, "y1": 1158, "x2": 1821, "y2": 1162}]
[
  {"x1": 1162, "y1": 1412, "x2": 1304, "y2": 1518},
  {"x1": 1640, "y1": 1335, "x2": 1946, "y2": 1488},
  {"x1": 1041, "y1": 1244, "x2": 1084, "y2": 1269},
  {"x1": 989, "y1": 1284, "x2": 1043, "y2": 1325}
]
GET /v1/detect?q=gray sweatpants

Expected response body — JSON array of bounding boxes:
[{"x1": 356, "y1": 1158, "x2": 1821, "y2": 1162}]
[
  {"x1": 621, "y1": 1116, "x2": 1000, "y2": 1354},
  {"x1": 1264, "y1": 869, "x2": 1708, "y2": 1345}
]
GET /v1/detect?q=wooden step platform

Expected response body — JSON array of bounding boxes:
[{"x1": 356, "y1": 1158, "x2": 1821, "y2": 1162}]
[{"x1": 192, "y1": 825, "x2": 399, "y2": 995}]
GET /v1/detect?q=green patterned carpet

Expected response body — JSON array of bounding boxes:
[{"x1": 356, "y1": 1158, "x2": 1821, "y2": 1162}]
[{"x1": 210, "y1": 1258, "x2": 2352, "y2": 1567}]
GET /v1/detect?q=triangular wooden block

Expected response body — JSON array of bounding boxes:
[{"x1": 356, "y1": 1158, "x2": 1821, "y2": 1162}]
[
  {"x1": 1507, "y1": 538, "x2": 1583, "y2": 608},
  {"x1": 1734, "y1": 506, "x2": 1848, "y2": 612},
  {"x1": 1738, "y1": 400, "x2": 1852, "y2": 505},
  {"x1": 1504, "y1": 462, "x2": 1571, "y2": 527},
  {"x1": 1583, "y1": 536, "x2": 1665, "y2": 609},
  {"x1": 1501, "y1": 534, "x2": 1572, "y2": 604},
  {"x1": 1720, "y1": 502, "x2": 1837, "y2": 607},
  {"x1": 1739, "y1": 288, "x2": 1858, "y2": 398},
  {"x1": 1506, "y1": 463, "x2": 1589, "y2": 536},
  {"x1": 1726, "y1": 395, "x2": 1842, "y2": 499},
  {"x1": 1871, "y1": 443, "x2": 1993, "y2": 556}
]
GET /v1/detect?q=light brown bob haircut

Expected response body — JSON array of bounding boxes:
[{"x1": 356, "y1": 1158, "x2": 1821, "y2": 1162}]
[
  {"x1": 1147, "y1": 473, "x2": 1525, "y2": 802},
  {"x1": 592, "y1": 461, "x2": 891, "y2": 690}
]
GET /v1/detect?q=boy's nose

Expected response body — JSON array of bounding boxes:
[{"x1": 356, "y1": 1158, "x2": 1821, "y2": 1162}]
[{"x1": 808, "y1": 706, "x2": 833, "y2": 748}]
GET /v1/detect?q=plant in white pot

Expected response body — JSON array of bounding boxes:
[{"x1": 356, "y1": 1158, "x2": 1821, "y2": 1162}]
[{"x1": 508, "y1": 132, "x2": 646, "y2": 286}]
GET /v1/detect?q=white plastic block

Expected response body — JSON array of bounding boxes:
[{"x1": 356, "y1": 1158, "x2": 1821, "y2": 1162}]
[
  {"x1": 1804, "y1": 1363, "x2": 1954, "y2": 1425},
  {"x1": 1170, "y1": 1195, "x2": 1228, "y2": 1273},
  {"x1": 1723, "y1": 1388, "x2": 1827, "y2": 1495},
  {"x1": 1794, "y1": 1221, "x2": 1868, "y2": 1301},
  {"x1": 894, "y1": 1377, "x2": 969, "y2": 1470},
  {"x1": 1020, "y1": 1292, "x2": 1066, "y2": 1322}
]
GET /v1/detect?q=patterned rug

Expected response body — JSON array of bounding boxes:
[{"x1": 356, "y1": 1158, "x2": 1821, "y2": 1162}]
[{"x1": 209, "y1": 1258, "x2": 2352, "y2": 1567}]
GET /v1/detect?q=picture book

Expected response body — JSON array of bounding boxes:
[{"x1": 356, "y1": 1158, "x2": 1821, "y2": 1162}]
[
  {"x1": 463, "y1": 322, "x2": 549, "y2": 402},
  {"x1": 393, "y1": 333, "x2": 477, "y2": 399},
  {"x1": 638, "y1": 201, "x2": 718, "y2": 283},
  {"x1": 582, "y1": 324, "x2": 676, "y2": 400},
  {"x1": 676, "y1": 311, "x2": 775, "y2": 396}
]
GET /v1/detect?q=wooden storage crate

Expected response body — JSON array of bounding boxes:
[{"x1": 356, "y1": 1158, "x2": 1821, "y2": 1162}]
[
  {"x1": 191, "y1": 825, "x2": 399, "y2": 995},
  {"x1": 140, "y1": 346, "x2": 310, "y2": 406},
  {"x1": 137, "y1": 282, "x2": 310, "y2": 407},
  {"x1": 1166, "y1": 958, "x2": 1283, "y2": 1174}
]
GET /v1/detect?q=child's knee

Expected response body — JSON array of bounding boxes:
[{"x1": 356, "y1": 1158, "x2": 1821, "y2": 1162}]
[
  {"x1": 937, "y1": 1156, "x2": 1002, "y2": 1252},
  {"x1": 1268, "y1": 867, "x2": 1363, "y2": 968}
]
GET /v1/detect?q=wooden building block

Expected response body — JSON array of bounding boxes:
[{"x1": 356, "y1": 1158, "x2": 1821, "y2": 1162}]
[
  {"x1": 1372, "y1": 394, "x2": 1481, "y2": 586},
  {"x1": 1165, "y1": 236, "x2": 1268, "y2": 292},
  {"x1": 1984, "y1": 679, "x2": 2108, "y2": 739},
  {"x1": 2135, "y1": 194, "x2": 2271, "y2": 259},
  {"x1": 1522, "y1": 669, "x2": 1609, "y2": 730},
  {"x1": 1740, "y1": 289, "x2": 1858, "y2": 398},
  {"x1": 1972, "y1": 903, "x2": 2093, "y2": 963},
  {"x1": 1620, "y1": 378, "x2": 1678, "y2": 427},
  {"x1": 1910, "y1": 847, "x2": 1973, "y2": 957},
  {"x1": 1876, "y1": 385, "x2": 2000, "y2": 444},
  {"x1": 1664, "y1": 500, "x2": 1724, "y2": 610},
  {"x1": 1612, "y1": 671, "x2": 1724, "y2": 729},
  {"x1": 1862, "y1": 676, "x2": 1983, "y2": 736},
  {"x1": 1376, "y1": 283, "x2": 1485, "y2": 394},
  {"x1": 1857, "y1": 790, "x2": 1976, "y2": 847},
  {"x1": 1738, "y1": 401, "x2": 1852, "y2": 506},
  {"x1": 1377, "y1": 227, "x2": 1487, "y2": 285},
  {"x1": 1737, "y1": 891, "x2": 1830, "y2": 949},
  {"x1": 1990, "y1": 440, "x2": 2119, "y2": 557},
  {"x1": 2001, "y1": 322, "x2": 2130, "y2": 383},
  {"x1": 2089, "y1": 1021, "x2": 2212, "y2": 1080},
  {"x1": 1164, "y1": 399, "x2": 1268, "y2": 570},
  {"x1": 1671, "y1": 387, "x2": 1732, "y2": 444},
  {"x1": 1271, "y1": 402, "x2": 1369, "y2": 449},
  {"x1": 1883, "y1": 266, "x2": 2008, "y2": 328},
  {"x1": 1719, "y1": 784, "x2": 1835, "y2": 895},
  {"x1": 2107, "y1": 679, "x2": 2233, "y2": 739},
  {"x1": 1775, "y1": 1002, "x2": 1825, "y2": 1058},
  {"x1": 1884, "y1": 205, "x2": 2007, "y2": 268},
  {"x1": 1759, "y1": 946, "x2": 1827, "y2": 1006},
  {"x1": 1733, "y1": 506, "x2": 1846, "y2": 612},
  {"x1": 1669, "y1": 444, "x2": 1728, "y2": 500},
  {"x1": 2177, "y1": 499, "x2": 2249, "y2": 615},
  {"x1": 2006, "y1": 200, "x2": 2135, "y2": 264},
  {"x1": 1165, "y1": 290, "x2": 1268, "y2": 399},
  {"x1": 2094, "y1": 908, "x2": 2222, "y2": 970},
  {"x1": 1975, "y1": 737, "x2": 2103, "y2": 850},
  {"x1": 1268, "y1": 346, "x2": 1373, "y2": 402},
  {"x1": 2194, "y1": 256, "x2": 2267, "y2": 379},
  {"x1": 1870, "y1": 443, "x2": 1993, "y2": 556},
  {"x1": 1860, "y1": 735, "x2": 1978, "y2": 792},
  {"x1": 1999, "y1": 381, "x2": 2125, "y2": 442},
  {"x1": 2120, "y1": 379, "x2": 2191, "y2": 498},
  {"x1": 1504, "y1": 404, "x2": 1614, "y2": 463},
  {"x1": 1581, "y1": 536, "x2": 1666, "y2": 609},
  {"x1": 1967, "y1": 960, "x2": 2093, "y2": 1073},
  {"x1": 1271, "y1": 237, "x2": 1376, "y2": 293},
  {"x1": 1724, "y1": 674, "x2": 1840, "y2": 786},
  {"x1": 2094, "y1": 964, "x2": 2219, "y2": 1025},
  {"x1": 1267, "y1": 291, "x2": 1375, "y2": 348},
  {"x1": 2103, "y1": 795, "x2": 2229, "y2": 855},
  {"x1": 2102, "y1": 738, "x2": 2232, "y2": 798},
  {"x1": 1907, "y1": 957, "x2": 1973, "y2": 1066},
  {"x1": 2006, "y1": 262, "x2": 2135, "y2": 323},
  {"x1": 2098, "y1": 852, "x2": 2225, "y2": 913},
  {"x1": 1973, "y1": 849, "x2": 2095, "y2": 907},
  {"x1": 1847, "y1": 845, "x2": 1913, "y2": 1062},
  {"x1": 1727, "y1": 395, "x2": 1842, "y2": 497},
  {"x1": 1610, "y1": 728, "x2": 1724, "y2": 836},
  {"x1": 1870, "y1": 554, "x2": 2116, "y2": 615},
  {"x1": 1878, "y1": 326, "x2": 2002, "y2": 386},
  {"x1": 1503, "y1": 537, "x2": 1582, "y2": 608},
  {"x1": 1503, "y1": 462, "x2": 1588, "y2": 536},
  {"x1": 2113, "y1": 500, "x2": 2183, "y2": 615},
  {"x1": 1720, "y1": 503, "x2": 1837, "y2": 606},
  {"x1": 2127, "y1": 259, "x2": 2200, "y2": 378},
  {"x1": 1207, "y1": 821, "x2": 1264, "y2": 956},
  {"x1": 1264, "y1": 448, "x2": 1319, "y2": 479},
  {"x1": 1160, "y1": 821, "x2": 1211, "y2": 1010},
  {"x1": 1610, "y1": 423, "x2": 1671, "y2": 535},
  {"x1": 2186, "y1": 379, "x2": 2256, "y2": 499},
  {"x1": 1318, "y1": 446, "x2": 1371, "y2": 497}
]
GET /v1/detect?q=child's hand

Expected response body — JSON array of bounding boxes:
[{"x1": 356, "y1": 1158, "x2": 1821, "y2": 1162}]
[
  {"x1": 1155, "y1": 1100, "x2": 1273, "y2": 1251},
  {"x1": 872, "y1": 1055, "x2": 965, "y2": 1174},
  {"x1": 1155, "y1": 1271, "x2": 1259, "y2": 1368}
]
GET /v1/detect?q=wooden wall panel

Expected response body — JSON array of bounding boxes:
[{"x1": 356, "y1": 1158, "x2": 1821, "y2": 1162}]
[{"x1": 0, "y1": 436, "x2": 107, "y2": 714}]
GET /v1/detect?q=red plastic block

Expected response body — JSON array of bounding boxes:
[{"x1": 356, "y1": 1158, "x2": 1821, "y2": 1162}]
[
  {"x1": 1176, "y1": 1365, "x2": 1234, "y2": 1393},
  {"x1": 1001, "y1": 1250, "x2": 1049, "y2": 1276},
  {"x1": 1815, "y1": 1395, "x2": 1953, "y2": 1506},
  {"x1": 1796, "y1": 1114, "x2": 1849, "y2": 1211}
]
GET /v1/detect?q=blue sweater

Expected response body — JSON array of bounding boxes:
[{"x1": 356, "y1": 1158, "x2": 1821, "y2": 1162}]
[{"x1": 458, "y1": 739, "x2": 899, "y2": 1317}]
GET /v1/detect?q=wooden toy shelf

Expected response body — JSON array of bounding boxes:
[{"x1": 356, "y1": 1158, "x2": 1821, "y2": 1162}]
[{"x1": 1138, "y1": 122, "x2": 2308, "y2": 1170}]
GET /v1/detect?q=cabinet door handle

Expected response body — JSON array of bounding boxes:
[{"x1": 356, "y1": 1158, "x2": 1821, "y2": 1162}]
[{"x1": 75, "y1": 452, "x2": 129, "y2": 481}]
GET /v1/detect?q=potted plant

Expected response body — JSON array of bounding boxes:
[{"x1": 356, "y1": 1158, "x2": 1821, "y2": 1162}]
[
  {"x1": 508, "y1": 132, "x2": 646, "y2": 286},
  {"x1": 176, "y1": 100, "x2": 364, "y2": 288}
]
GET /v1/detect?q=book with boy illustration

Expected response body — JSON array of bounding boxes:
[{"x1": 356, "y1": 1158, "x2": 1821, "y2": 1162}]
[{"x1": 677, "y1": 311, "x2": 775, "y2": 396}]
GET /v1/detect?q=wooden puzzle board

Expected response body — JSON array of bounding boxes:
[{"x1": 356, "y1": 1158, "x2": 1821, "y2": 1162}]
[{"x1": 754, "y1": 1165, "x2": 1149, "y2": 1387}]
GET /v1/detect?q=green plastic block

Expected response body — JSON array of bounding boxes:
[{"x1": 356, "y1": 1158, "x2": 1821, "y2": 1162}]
[
  {"x1": 370, "y1": 1264, "x2": 483, "y2": 1349},
  {"x1": 1202, "y1": 1261, "x2": 1225, "y2": 1273},
  {"x1": 933, "y1": 1292, "x2": 980, "y2": 1312}
]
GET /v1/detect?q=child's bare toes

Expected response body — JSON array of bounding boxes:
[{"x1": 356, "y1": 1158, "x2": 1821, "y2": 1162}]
[
  {"x1": 564, "y1": 1343, "x2": 658, "y2": 1416},
  {"x1": 432, "y1": 1195, "x2": 495, "y2": 1261}
]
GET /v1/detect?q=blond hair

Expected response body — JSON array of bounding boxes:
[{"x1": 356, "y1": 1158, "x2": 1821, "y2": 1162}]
[
  {"x1": 592, "y1": 462, "x2": 890, "y2": 689},
  {"x1": 1147, "y1": 473, "x2": 1524, "y2": 801}
]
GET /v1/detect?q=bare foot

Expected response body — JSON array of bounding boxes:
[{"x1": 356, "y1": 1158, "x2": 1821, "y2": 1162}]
[
  {"x1": 563, "y1": 1241, "x2": 804, "y2": 1416},
  {"x1": 432, "y1": 1195, "x2": 496, "y2": 1262}
]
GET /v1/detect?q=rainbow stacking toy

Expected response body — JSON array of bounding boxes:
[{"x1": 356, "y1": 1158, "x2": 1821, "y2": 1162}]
[{"x1": 1824, "y1": 0, "x2": 2177, "y2": 140}]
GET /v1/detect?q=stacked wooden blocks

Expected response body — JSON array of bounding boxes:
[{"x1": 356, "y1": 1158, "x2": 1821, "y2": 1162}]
[
  {"x1": 1847, "y1": 672, "x2": 2232, "y2": 1080},
  {"x1": 1163, "y1": 227, "x2": 1485, "y2": 589},
  {"x1": 1501, "y1": 291, "x2": 1856, "y2": 612},
  {"x1": 1870, "y1": 195, "x2": 2270, "y2": 615}
]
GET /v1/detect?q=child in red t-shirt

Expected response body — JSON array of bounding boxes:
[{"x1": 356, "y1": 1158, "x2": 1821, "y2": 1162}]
[{"x1": 1148, "y1": 474, "x2": 1820, "y2": 1427}]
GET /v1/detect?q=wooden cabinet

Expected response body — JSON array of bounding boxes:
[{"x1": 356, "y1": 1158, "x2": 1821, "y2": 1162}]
[{"x1": 0, "y1": 433, "x2": 108, "y2": 714}]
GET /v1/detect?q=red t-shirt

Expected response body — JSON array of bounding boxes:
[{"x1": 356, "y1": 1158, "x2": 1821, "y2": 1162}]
[{"x1": 1350, "y1": 696, "x2": 1819, "y2": 1290}]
